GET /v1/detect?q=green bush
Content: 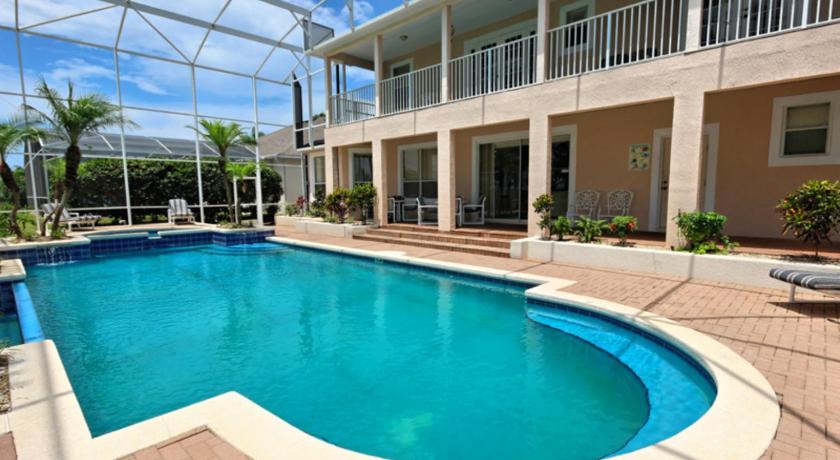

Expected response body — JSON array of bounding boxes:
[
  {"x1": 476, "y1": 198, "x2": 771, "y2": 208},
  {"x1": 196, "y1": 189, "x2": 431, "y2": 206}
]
[
  {"x1": 610, "y1": 215, "x2": 638, "y2": 246},
  {"x1": 350, "y1": 183, "x2": 377, "y2": 224},
  {"x1": 551, "y1": 216, "x2": 572, "y2": 239},
  {"x1": 0, "y1": 208, "x2": 37, "y2": 240},
  {"x1": 674, "y1": 211, "x2": 735, "y2": 254},
  {"x1": 532, "y1": 193, "x2": 554, "y2": 239},
  {"x1": 307, "y1": 189, "x2": 326, "y2": 218},
  {"x1": 284, "y1": 203, "x2": 300, "y2": 216},
  {"x1": 777, "y1": 180, "x2": 840, "y2": 257},
  {"x1": 574, "y1": 216, "x2": 609, "y2": 243},
  {"x1": 325, "y1": 187, "x2": 352, "y2": 223}
]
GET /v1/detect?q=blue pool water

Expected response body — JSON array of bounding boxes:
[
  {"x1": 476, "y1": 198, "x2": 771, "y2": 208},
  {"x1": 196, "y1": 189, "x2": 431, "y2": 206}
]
[{"x1": 27, "y1": 243, "x2": 715, "y2": 459}]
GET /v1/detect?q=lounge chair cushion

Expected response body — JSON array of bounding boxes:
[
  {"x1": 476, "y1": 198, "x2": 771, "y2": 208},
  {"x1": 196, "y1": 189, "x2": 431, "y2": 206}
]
[{"x1": 769, "y1": 268, "x2": 840, "y2": 290}]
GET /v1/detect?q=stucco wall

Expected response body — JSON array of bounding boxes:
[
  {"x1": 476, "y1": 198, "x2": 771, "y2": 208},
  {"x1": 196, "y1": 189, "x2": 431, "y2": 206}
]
[
  {"x1": 706, "y1": 76, "x2": 840, "y2": 239},
  {"x1": 553, "y1": 101, "x2": 674, "y2": 230}
]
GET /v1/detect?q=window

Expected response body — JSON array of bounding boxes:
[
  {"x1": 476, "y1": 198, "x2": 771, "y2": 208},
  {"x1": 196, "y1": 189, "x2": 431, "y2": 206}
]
[
  {"x1": 312, "y1": 156, "x2": 326, "y2": 196},
  {"x1": 351, "y1": 152, "x2": 373, "y2": 186},
  {"x1": 783, "y1": 104, "x2": 830, "y2": 156},
  {"x1": 560, "y1": 0, "x2": 595, "y2": 48},
  {"x1": 769, "y1": 91, "x2": 840, "y2": 167},
  {"x1": 401, "y1": 148, "x2": 437, "y2": 198}
]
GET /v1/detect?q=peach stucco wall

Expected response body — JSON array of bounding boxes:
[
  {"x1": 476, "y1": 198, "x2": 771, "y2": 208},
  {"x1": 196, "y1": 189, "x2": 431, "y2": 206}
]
[
  {"x1": 552, "y1": 100, "x2": 674, "y2": 230},
  {"x1": 706, "y1": 76, "x2": 840, "y2": 239}
]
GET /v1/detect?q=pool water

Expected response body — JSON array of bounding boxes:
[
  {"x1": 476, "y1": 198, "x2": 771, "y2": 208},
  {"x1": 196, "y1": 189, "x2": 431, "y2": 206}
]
[{"x1": 27, "y1": 244, "x2": 713, "y2": 459}]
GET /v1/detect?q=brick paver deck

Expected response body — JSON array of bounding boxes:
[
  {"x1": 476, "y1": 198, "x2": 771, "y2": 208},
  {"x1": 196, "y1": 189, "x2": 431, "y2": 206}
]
[
  {"x1": 118, "y1": 427, "x2": 249, "y2": 460},
  {"x1": 276, "y1": 228, "x2": 840, "y2": 459}
]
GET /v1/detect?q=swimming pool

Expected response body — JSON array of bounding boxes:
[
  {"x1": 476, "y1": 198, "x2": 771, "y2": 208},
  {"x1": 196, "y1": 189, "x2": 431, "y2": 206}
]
[{"x1": 26, "y1": 243, "x2": 715, "y2": 459}]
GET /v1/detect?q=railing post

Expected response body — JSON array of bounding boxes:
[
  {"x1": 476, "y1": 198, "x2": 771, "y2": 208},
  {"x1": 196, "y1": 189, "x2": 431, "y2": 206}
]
[
  {"x1": 374, "y1": 34, "x2": 383, "y2": 117},
  {"x1": 606, "y1": 15, "x2": 613, "y2": 68},
  {"x1": 536, "y1": 0, "x2": 549, "y2": 83},
  {"x1": 684, "y1": 0, "x2": 704, "y2": 51},
  {"x1": 441, "y1": 5, "x2": 451, "y2": 103},
  {"x1": 324, "y1": 57, "x2": 332, "y2": 127},
  {"x1": 801, "y1": 0, "x2": 811, "y2": 26}
]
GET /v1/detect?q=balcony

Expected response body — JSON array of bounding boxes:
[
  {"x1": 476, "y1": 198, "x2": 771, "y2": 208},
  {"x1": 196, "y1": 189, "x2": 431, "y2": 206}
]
[{"x1": 322, "y1": 0, "x2": 838, "y2": 127}]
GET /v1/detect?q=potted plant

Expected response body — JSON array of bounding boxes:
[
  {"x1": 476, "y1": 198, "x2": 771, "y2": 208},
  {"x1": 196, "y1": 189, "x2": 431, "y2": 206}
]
[
  {"x1": 325, "y1": 188, "x2": 352, "y2": 223},
  {"x1": 350, "y1": 183, "x2": 377, "y2": 225},
  {"x1": 610, "y1": 215, "x2": 637, "y2": 246},
  {"x1": 574, "y1": 216, "x2": 609, "y2": 243},
  {"x1": 552, "y1": 216, "x2": 572, "y2": 241},
  {"x1": 532, "y1": 193, "x2": 554, "y2": 239}
]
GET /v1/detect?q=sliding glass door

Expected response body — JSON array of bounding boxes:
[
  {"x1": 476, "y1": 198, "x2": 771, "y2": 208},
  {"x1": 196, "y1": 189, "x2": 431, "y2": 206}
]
[{"x1": 478, "y1": 139, "x2": 529, "y2": 222}]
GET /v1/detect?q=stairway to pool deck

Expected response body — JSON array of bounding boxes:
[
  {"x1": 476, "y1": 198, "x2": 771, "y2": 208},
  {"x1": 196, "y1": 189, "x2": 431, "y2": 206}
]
[{"x1": 353, "y1": 223, "x2": 527, "y2": 258}]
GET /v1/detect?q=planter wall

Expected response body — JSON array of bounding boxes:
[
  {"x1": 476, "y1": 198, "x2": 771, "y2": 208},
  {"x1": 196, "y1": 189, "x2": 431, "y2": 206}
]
[{"x1": 513, "y1": 237, "x2": 840, "y2": 290}]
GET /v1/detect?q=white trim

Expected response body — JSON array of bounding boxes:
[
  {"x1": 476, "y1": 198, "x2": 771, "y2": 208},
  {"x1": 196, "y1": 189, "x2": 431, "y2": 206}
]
[
  {"x1": 309, "y1": 153, "x2": 325, "y2": 200},
  {"x1": 553, "y1": 125, "x2": 578, "y2": 218},
  {"x1": 348, "y1": 147, "x2": 373, "y2": 187},
  {"x1": 649, "y1": 124, "x2": 719, "y2": 232},
  {"x1": 463, "y1": 19, "x2": 537, "y2": 55},
  {"x1": 397, "y1": 141, "x2": 437, "y2": 196},
  {"x1": 389, "y1": 58, "x2": 413, "y2": 77},
  {"x1": 768, "y1": 90, "x2": 840, "y2": 167},
  {"x1": 471, "y1": 130, "x2": 530, "y2": 203}
]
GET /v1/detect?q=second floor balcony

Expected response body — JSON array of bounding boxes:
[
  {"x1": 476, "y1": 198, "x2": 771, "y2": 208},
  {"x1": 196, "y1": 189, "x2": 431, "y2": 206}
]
[{"x1": 320, "y1": 0, "x2": 839, "y2": 126}]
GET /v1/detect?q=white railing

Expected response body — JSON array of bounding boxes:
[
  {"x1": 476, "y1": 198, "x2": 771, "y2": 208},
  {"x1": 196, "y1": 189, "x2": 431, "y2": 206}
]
[
  {"x1": 449, "y1": 35, "x2": 537, "y2": 101},
  {"x1": 330, "y1": 83, "x2": 376, "y2": 125},
  {"x1": 700, "y1": 0, "x2": 839, "y2": 46},
  {"x1": 381, "y1": 64, "x2": 442, "y2": 115},
  {"x1": 548, "y1": 0, "x2": 687, "y2": 80}
]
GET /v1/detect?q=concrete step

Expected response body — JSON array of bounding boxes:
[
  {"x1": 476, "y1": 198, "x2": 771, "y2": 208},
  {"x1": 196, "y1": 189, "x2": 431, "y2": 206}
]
[
  {"x1": 385, "y1": 223, "x2": 526, "y2": 240},
  {"x1": 354, "y1": 234, "x2": 511, "y2": 258},
  {"x1": 366, "y1": 228, "x2": 512, "y2": 249}
]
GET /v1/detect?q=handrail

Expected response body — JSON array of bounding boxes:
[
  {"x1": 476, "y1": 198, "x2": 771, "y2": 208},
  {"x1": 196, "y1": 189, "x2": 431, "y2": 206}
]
[
  {"x1": 380, "y1": 64, "x2": 441, "y2": 115},
  {"x1": 330, "y1": 83, "x2": 376, "y2": 125},
  {"x1": 449, "y1": 34, "x2": 537, "y2": 101}
]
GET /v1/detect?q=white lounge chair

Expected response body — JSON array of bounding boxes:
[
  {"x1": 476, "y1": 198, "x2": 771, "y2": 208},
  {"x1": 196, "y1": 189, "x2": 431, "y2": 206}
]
[
  {"x1": 769, "y1": 268, "x2": 840, "y2": 302},
  {"x1": 599, "y1": 190, "x2": 634, "y2": 220},
  {"x1": 168, "y1": 199, "x2": 195, "y2": 224},
  {"x1": 41, "y1": 203, "x2": 100, "y2": 231},
  {"x1": 568, "y1": 190, "x2": 600, "y2": 222},
  {"x1": 460, "y1": 196, "x2": 486, "y2": 226}
]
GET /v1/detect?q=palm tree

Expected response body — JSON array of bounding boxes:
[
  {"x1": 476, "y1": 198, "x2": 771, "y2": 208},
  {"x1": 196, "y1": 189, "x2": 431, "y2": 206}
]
[
  {"x1": 0, "y1": 117, "x2": 45, "y2": 239},
  {"x1": 190, "y1": 120, "x2": 255, "y2": 225},
  {"x1": 25, "y1": 80, "x2": 131, "y2": 237},
  {"x1": 226, "y1": 162, "x2": 256, "y2": 225}
]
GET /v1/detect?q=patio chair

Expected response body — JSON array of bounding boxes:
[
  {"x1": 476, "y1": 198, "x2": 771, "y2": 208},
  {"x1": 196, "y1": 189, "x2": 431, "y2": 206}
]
[
  {"x1": 769, "y1": 268, "x2": 840, "y2": 302},
  {"x1": 417, "y1": 197, "x2": 438, "y2": 226},
  {"x1": 568, "y1": 190, "x2": 600, "y2": 222},
  {"x1": 41, "y1": 203, "x2": 100, "y2": 231},
  {"x1": 460, "y1": 196, "x2": 486, "y2": 226},
  {"x1": 387, "y1": 197, "x2": 397, "y2": 223},
  {"x1": 599, "y1": 190, "x2": 634, "y2": 220},
  {"x1": 168, "y1": 199, "x2": 195, "y2": 224}
]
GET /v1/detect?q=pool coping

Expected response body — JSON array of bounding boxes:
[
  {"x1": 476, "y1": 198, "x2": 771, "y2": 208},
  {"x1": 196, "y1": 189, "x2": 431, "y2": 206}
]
[{"x1": 2, "y1": 237, "x2": 780, "y2": 459}]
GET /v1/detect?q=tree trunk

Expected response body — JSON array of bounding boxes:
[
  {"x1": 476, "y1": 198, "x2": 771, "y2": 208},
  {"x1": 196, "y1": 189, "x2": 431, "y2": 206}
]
[
  {"x1": 0, "y1": 162, "x2": 23, "y2": 239},
  {"x1": 50, "y1": 144, "x2": 82, "y2": 238},
  {"x1": 218, "y1": 157, "x2": 233, "y2": 224}
]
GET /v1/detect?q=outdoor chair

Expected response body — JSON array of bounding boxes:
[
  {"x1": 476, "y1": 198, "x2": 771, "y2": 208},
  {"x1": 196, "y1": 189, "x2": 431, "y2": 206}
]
[
  {"x1": 599, "y1": 190, "x2": 634, "y2": 220},
  {"x1": 41, "y1": 203, "x2": 100, "y2": 231},
  {"x1": 387, "y1": 197, "x2": 397, "y2": 223},
  {"x1": 417, "y1": 197, "x2": 438, "y2": 226},
  {"x1": 769, "y1": 268, "x2": 840, "y2": 302},
  {"x1": 168, "y1": 199, "x2": 195, "y2": 224},
  {"x1": 568, "y1": 190, "x2": 600, "y2": 222},
  {"x1": 460, "y1": 196, "x2": 486, "y2": 226}
]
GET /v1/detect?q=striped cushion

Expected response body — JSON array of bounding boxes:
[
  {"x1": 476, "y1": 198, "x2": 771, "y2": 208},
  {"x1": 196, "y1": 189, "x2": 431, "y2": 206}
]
[
  {"x1": 169, "y1": 199, "x2": 190, "y2": 216},
  {"x1": 769, "y1": 268, "x2": 840, "y2": 290}
]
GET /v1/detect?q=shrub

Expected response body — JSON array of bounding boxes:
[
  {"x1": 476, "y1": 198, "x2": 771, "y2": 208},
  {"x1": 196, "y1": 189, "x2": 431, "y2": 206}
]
[
  {"x1": 308, "y1": 189, "x2": 326, "y2": 218},
  {"x1": 574, "y1": 216, "x2": 609, "y2": 243},
  {"x1": 777, "y1": 180, "x2": 840, "y2": 257},
  {"x1": 532, "y1": 193, "x2": 554, "y2": 239},
  {"x1": 350, "y1": 183, "x2": 377, "y2": 224},
  {"x1": 551, "y1": 216, "x2": 572, "y2": 239},
  {"x1": 324, "y1": 187, "x2": 352, "y2": 223},
  {"x1": 284, "y1": 203, "x2": 300, "y2": 216},
  {"x1": 674, "y1": 211, "x2": 735, "y2": 254},
  {"x1": 610, "y1": 215, "x2": 638, "y2": 246},
  {"x1": 0, "y1": 209, "x2": 37, "y2": 241}
]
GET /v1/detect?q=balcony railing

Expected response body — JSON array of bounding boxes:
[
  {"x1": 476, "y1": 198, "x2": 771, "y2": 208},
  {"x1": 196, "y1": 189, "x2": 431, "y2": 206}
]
[
  {"x1": 330, "y1": 83, "x2": 376, "y2": 125},
  {"x1": 700, "y1": 0, "x2": 839, "y2": 46},
  {"x1": 449, "y1": 35, "x2": 538, "y2": 101},
  {"x1": 381, "y1": 64, "x2": 442, "y2": 115},
  {"x1": 548, "y1": 0, "x2": 687, "y2": 80}
]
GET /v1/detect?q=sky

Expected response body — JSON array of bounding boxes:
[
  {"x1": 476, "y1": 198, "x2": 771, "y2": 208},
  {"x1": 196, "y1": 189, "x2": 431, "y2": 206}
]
[{"x1": 0, "y1": 0, "x2": 398, "y2": 163}]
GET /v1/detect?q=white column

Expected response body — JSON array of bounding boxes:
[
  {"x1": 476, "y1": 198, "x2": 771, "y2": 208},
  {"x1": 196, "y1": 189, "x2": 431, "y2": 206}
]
[
  {"x1": 665, "y1": 92, "x2": 706, "y2": 247},
  {"x1": 437, "y1": 129, "x2": 456, "y2": 232},
  {"x1": 440, "y1": 5, "x2": 452, "y2": 103},
  {"x1": 324, "y1": 145, "x2": 337, "y2": 194},
  {"x1": 251, "y1": 77, "x2": 264, "y2": 225},
  {"x1": 684, "y1": 0, "x2": 705, "y2": 52},
  {"x1": 324, "y1": 57, "x2": 333, "y2": 127},
  {"x1": 374, "y1": 34, "x2": 384, "y2": 117},
  {"x1": 528, "y1": 115, "x2": 552, "y2": 236},
  {"x1": 535, "y1": 0, "x2": 549, "y2": 83},
  {"x1": 372, "y1": 139, "x2": 388, "y2": 226}
]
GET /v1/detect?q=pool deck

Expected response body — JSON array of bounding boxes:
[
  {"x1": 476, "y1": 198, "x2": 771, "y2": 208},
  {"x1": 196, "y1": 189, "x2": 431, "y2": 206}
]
[{"x1": 275, "y1": 228, "x2": 840, "y2": 460}]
